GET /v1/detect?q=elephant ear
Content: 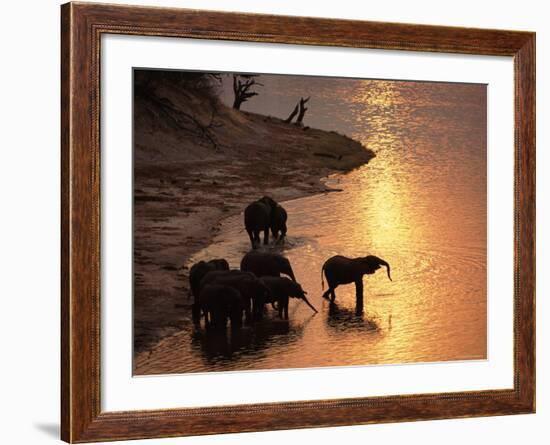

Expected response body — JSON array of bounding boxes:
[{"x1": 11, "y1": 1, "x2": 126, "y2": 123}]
[
  {"x1": 363, "y1": 255, "x2": 392, "y2": 280},
  {"x1": 362, "y1": 256, "x2": 383, "y2": 274}
]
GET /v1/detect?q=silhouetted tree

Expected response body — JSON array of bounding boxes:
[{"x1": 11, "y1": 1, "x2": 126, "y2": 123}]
[
  {"x1": 285, "y1": 97, "x2": 310, "y2": 126},
  {"x1": 284, "y1": 103, "x2": 299, "y2": 123},
  {"x1": 295, "y1": 96, "x2": 310, "y2": 126},
  {"x1": 232, "y1": 75, "x2": 262, "y2": 110},
  {"x1": 134, "y1": 70, "x2": 224, "y2": 151}
]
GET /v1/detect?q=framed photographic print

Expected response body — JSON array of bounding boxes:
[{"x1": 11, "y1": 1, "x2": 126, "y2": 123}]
[{"x1": 61, "y1": 2, "x2": 535, "y2": 442}]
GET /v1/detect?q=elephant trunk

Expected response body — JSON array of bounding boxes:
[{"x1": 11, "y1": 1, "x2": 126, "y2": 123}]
[
  {"x1": 300, "y1": 294, "x2": 318, "y2": 313},
  {"x1": 379, "y1": 259, "x2": 392, "y2": 281}
]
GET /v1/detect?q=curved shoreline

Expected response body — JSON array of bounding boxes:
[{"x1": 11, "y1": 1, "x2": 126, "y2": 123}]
[
  {"x1": 133, "y1": 156, "x2": 374, "y2": 362},
  {"x1": 133, "y1": 75, "x2": 375, "y2": 359}
]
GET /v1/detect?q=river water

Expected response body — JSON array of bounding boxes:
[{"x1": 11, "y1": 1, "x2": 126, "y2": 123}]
[{"x1": 138, "y1": 76, "x2": 487, "y2": 374}]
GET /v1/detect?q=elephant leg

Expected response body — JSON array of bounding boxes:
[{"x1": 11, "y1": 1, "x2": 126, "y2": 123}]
[
  {"x1": 220, "y1": 314, "x2": 228, "y2": 330},
  {"x1": 284, "y1": 298, "x2": 289, "y2": 319},
  {"x1": 247, "y1": 230, "x2": 255, "y2": 249},
  {"x1": 244, "y1": 298, "x2": 252, "y2": 324},
  {"x1": 253, "y1": 231, "x2": 261, "y2": 249},
  {"x1": 210, "y1": 311, "x2": 224, "y2": 330},
  {"x1": 255, "y1": 297, "x2": 265, "y2": 320},
  {"x1": 322, "y1": 285, "x2": 337, "y2": 301},
  {"x1": 259, "y1": 300, "x2": 266, "y2": 320},
  {"x1": 279, "y1": 227, "x2": 287, "y2": 245},
  {"x1": 355, "y1": 279, "x2": 364, "y2": 312},
  {"x1": 192, "y1": 303, "x2": 201, "y2": 325},
  {"x1": 263, "y1": 227, "x2": 270, "y2": 245},
  {"x1": 208, "y1": 312, "x2": 216, "y2": 329},
  {"x1": 231, "y1": 312, "x2": 243, "y2": 329},
  {"x1": 251, "y1": 298, "x2": 258, "y2": 319}
]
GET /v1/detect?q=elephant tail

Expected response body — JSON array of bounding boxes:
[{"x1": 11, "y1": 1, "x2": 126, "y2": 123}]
[{"x1": 321, "y1": 264, "x2": 325, "y2": 290}]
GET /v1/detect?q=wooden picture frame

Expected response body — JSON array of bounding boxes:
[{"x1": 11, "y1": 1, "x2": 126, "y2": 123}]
[{"x1": 61, "y1": 2, "x2": 535, "y2": 442}]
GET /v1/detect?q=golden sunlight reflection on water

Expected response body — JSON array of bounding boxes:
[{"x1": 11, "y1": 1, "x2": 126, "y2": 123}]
[{"x1": 138, "y1": 78, "x2": 487, "y2": 374}]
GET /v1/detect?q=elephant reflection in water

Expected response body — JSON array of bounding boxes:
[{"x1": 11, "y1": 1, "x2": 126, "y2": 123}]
[
  {"x1": 326, "y1": 301, "x2": 381, "y2": 332},
  {"x1": 190, "y1": 316, "x2": 314, "y2": 365}
]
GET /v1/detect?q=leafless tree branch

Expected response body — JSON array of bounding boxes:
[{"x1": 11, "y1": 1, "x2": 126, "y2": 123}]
[
  {"x1": 285, "y1": 96, "x2": 310, "y2": 126},
  {"x1": 138, "y1": 87, "x2": 224, "y2": 151},
  {"x1": 232, "y1": 75, "x2": 262, "y2": 110}
]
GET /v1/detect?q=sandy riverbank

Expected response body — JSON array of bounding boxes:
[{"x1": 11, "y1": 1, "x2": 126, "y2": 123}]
[{"x1": 133, "y1": 71, "x2": 375, "y2": 358}]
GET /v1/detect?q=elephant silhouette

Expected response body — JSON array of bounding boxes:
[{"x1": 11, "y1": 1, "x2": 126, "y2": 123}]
[
  {"x1": 270, "y1": 204, "x2": 288, "y2": 244},
  {"x1": 240, "y1": 250, "x2": 296, "y2": 281},
  {"x1": 260, "y1": 276, "x2": 317, "y2": 319},
  {"x1": 321, "y1": 255, "x2": 392, "y2": 311},
  {"x1": 196, "y1": 284, "x2": 245, "y2": 330},
  {"x1": 244, "y1": 196, "x2": 277, "y2": 248},
  {"x1": 199, "y1": 270, "x2": 271, "y2": 323}
]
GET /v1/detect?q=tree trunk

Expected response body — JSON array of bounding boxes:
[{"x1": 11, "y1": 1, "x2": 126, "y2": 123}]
[
  {"x1": 232, "y1": 74, "x2": 261, "y2": 110},
  {"x1": 284, "y1": 103, "x2": 299, "y2": 123},
  {"x1": 295, "y1": 96, "x2": 310, "y2": 126}
]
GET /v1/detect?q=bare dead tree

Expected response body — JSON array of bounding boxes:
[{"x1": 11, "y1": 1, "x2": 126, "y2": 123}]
[
  {"x1": 295, "y1": 96, "x2": 310, "y2": 126},
  {"x1": 232, "y1": 75, "x2": 262, "y2": 110},
  {"x1": 284, "y1": 103, "x2": 299, "y2": 123},
  {"x1": 284, "y1": 96, "x2": 310, "y2": 126}
]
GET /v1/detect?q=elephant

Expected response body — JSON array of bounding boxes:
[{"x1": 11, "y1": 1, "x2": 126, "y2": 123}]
[
  {"x1": 260, "y1": 276, "x2": 318, "y2": 319},
  {"x1": 244, "y1": 196, "x2": 278, "y2": 248},
  {"x1": 270, "y1": 204, "x2": 288, "y2": 244},
  {"x1": 198, "y1": 270, "x2": 272, "y2": 322},
  {"x1": 240, "y1": 250, "x2": 296, "y2": 282},
  {"x1": 197, "y1": 283, "x2": 245, "y2": 330},
  {"x1": 189, "y1": 258, "x2": 230, "y2": 300},
  {"x1": 321, "y1": 255, "x2": 392, "y2": 310}
]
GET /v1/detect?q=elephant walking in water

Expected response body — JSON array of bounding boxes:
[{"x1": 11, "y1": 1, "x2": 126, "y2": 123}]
[
  {"x1": 189, "y1": 259, "x2": 230, "y2": 323},
  {"x1": 198, "y1": 270, "x2": 271, "y2": 323},
  {"x1": 244, "y1": 196, "x2": 277, "y2": 249},
  {"x1": 321, "y1": 255, "x2": 392, "y2": 311},
  {"x1": 270, "y1": 204, "x2": 288, "y2": 244},
  {"x1": 240, "y1": 251, "x2": 296, "y2": 282},
  {"x1": 197, "y1": 284, "x2": 245, "y2": 330},
  {"x1": 260, "y1": 276, "x2": 317, "y2": 319}
]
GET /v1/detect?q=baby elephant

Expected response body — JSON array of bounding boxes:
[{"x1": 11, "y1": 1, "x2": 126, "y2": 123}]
[
  {"x1": 321, "y1": 255, "x2": 392, "y2": 309},
  {"x1": 197, "y1": 284, "x2": 245, "y2": 330},
  {"x1": 260, "y1": 276, "x2": 318, "y2": 319}
]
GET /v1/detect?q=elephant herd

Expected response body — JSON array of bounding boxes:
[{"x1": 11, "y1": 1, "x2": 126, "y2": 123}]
[
  {"x1": 189, "y1": 251, "x2": 317, "y2": 330},
  {"x1": 188, "y1": 196, "x2": 393, "y2": 331}
]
